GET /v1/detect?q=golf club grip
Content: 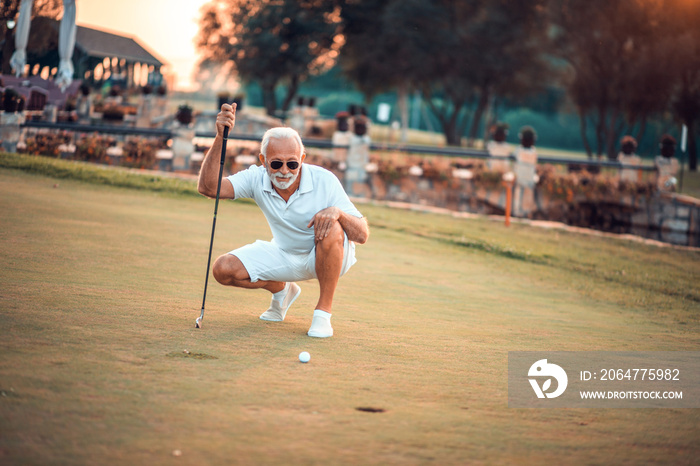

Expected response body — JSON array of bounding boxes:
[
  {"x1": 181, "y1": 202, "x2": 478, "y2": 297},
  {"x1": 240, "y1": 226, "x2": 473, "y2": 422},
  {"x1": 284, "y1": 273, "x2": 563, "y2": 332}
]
[{"x1": 220, "y1": 126, "x2": 229, "y2": 165}]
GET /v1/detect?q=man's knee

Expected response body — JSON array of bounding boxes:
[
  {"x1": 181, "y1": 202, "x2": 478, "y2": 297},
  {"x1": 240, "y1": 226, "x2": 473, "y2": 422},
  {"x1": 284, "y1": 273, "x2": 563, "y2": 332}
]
[
  {"x1": 213, "y1": 254, "x2": 250, "y2": 285},
  {"x1": 316, "y1": 221, "x2": 344, "y2": 252}
]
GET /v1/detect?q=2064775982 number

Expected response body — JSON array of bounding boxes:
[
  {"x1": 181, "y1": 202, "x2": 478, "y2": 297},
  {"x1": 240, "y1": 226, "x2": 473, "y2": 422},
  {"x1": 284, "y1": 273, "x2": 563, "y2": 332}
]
[{"x1": 599, "y1": 368, "x2": 680, "y2": 381}]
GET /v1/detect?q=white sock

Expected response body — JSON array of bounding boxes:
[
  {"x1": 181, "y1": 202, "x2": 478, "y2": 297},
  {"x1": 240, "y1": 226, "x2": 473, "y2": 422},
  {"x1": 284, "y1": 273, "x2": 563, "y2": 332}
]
[
  {"x1": 313, "y1": 309, "x2": 332, "y2": 320},
  {"x1": 272, "y1": 282, "x2": 289, "y2": 302},
  {"x1": 308, "y1": 309, "x2": 333, "y2": 338}
]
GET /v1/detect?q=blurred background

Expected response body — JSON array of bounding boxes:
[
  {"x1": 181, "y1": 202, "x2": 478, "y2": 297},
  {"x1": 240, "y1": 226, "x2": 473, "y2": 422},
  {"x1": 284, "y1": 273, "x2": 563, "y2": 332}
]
[{"x1": 1, "y1": 0, "x2": 698, "y2": 163}]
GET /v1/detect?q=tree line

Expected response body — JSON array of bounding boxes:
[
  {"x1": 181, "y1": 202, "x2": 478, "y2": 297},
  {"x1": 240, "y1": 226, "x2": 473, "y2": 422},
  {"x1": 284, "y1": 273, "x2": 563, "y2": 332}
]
[
  {"x1": 1, "y1": 0, "x2": 697, "y2": 167},
  {"x1": 196, "y1": 0, "x2": 699, "y2": 169}
]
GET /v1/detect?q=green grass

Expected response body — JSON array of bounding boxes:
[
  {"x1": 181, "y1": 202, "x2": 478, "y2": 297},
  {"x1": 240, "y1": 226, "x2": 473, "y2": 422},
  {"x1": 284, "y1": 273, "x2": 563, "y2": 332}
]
[
  {"x1": 0, "y1": 152, "x2": 200, "y2": 196},
  {"x1": 0, "y1": 158, "x2": 699, "y2": 465}
]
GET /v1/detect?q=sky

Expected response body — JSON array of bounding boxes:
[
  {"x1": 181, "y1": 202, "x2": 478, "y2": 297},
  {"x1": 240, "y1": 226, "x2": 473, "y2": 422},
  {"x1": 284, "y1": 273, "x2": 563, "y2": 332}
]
[{"x1": 75, "y1": 0, "x2": 211, "y2": 91}]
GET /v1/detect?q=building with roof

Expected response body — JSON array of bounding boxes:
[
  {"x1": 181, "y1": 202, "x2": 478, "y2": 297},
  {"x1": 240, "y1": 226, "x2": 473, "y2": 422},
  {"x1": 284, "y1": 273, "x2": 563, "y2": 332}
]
[
  {"x1": 1, "y1": 17, "x2": 165, "y2": 90},
  {"x1": 73, "y1": 23, "x2": 166, "y2": 89}
]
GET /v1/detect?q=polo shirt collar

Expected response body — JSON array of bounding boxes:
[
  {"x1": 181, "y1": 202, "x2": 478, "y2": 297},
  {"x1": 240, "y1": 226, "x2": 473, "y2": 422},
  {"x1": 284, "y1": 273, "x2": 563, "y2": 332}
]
[
  {"x1": 262, "y1": 169, "x2": 274, "y2": 193},
  {"x1": 298, "y1": 165, "x2": 313, "y2": 194}
]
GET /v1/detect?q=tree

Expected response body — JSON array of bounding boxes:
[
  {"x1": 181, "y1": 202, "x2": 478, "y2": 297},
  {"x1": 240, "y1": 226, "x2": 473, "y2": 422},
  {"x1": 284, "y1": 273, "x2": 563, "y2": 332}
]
[
  {"x1": 0, "y1": 0, "x2": 63, "y2": 74},
  {"x1": 340, "y1": 0, "x2": 443, "y2": 142},
  {"x1": 672, "y1": 34, "x2": 700, "y2": 171},
  {"x1": 196, "y1": 0, "x2": 343, "y2": 117},
  {"x1": 452, "y1": 0, "x2": 553, "y2": 145},
  {"x1": 0, "y1": 0, "x2": 21, "y2": 74},
  {"x1": 340, "y1": 0, "x2": 551, "y2": 146},
  {"x1": 387, "y1": 0, "x2": 480, "y2": 146},
  {"x1": 668, "y1": 1, "x2": 700, "y2": 171},
  {"x1": 551, "y1": 0, "x2": 679, "y2": 160},
  {"x1": 337, "y1": 0, "x2": 394, "y2": 96}
]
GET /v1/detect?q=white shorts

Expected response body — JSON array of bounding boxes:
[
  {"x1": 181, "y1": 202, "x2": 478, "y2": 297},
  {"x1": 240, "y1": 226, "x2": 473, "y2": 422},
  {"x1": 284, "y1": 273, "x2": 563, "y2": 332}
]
[{"x1": 229, "y1": 236, "x2": 357, "y2": 283}]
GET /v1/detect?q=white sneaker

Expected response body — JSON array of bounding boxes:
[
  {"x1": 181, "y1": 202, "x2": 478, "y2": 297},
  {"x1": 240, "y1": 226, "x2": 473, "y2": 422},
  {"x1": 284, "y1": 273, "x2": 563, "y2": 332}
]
[
  {"x1": 307, "y1": 310, "x2": 333, "y2": 338},
  {"x1": 259, "y1": 282, "x2": 301, "y2": 321}
]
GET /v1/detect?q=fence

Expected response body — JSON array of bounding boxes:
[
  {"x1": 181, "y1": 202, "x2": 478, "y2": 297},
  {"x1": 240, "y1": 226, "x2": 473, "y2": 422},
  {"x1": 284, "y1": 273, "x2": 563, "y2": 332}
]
[{"x1": 19, "y1": 120, "x2": 658, "y2": 172}]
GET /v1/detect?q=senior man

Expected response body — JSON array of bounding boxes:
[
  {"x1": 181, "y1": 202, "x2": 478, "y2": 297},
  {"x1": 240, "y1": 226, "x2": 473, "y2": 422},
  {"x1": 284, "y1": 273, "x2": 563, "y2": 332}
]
[{"x1": 198, "y1": 103, "x2": 369, "y2": 337}]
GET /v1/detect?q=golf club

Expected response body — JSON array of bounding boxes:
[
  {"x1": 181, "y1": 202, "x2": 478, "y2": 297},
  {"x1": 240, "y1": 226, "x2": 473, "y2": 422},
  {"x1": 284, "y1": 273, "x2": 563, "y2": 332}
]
[{"x1": 196, "y1": 126, "x2": 229, "y2": 328}]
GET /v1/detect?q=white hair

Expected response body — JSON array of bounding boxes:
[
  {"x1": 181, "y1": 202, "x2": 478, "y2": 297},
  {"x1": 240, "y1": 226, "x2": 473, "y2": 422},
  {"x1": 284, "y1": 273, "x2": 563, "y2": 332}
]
[{"x1": 260, "y1": 127, "x2": 305, "y2": 159}]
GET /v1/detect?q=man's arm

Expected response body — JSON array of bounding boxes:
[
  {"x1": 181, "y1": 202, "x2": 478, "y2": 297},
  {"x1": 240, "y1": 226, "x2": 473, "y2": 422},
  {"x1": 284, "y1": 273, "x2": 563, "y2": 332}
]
[
  {"x1": 308, "y1": 207, "x2": 370, "y2": 244},
  {"x1": 198, "y1": 103, "x2": 237, "y2": 199}
]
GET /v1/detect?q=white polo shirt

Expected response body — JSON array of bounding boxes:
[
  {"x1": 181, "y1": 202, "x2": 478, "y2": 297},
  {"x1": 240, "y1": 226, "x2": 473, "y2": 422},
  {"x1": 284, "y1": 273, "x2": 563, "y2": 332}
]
[{"x1": 227, "y1": 164, "x2": 363, "y2": 254}]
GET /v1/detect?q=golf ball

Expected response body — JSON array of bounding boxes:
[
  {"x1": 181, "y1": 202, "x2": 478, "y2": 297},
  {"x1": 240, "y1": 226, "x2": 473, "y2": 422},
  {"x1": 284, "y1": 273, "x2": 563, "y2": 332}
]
[{"x1": 299, "y1": 351, "x2": 311, "y2": 363}]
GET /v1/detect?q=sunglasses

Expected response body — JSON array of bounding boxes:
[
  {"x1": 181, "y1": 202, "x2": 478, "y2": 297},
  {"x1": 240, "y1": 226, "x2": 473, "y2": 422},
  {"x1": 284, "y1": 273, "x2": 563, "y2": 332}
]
[{"x1": 269, "y1": 160, "x2": 300, "y2": 170}]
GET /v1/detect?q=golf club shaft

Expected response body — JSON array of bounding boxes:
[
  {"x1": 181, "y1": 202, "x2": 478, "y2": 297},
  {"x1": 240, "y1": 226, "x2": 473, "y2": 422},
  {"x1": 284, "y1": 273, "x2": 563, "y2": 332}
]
[{"x1": 198, "y1": 126, "x2": 229, "y2": 324}]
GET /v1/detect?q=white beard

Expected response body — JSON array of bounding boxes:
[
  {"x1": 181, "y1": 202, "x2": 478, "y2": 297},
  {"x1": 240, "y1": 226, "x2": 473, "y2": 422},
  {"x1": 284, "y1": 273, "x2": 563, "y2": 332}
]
[{"x1": 269, "y1": 170, "x2": 298, "y2": 190}]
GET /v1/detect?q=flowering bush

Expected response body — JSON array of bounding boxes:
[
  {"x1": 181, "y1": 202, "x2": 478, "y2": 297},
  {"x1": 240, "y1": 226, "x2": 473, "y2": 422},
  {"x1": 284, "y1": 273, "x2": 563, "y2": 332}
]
[
  {"x1": 346, "y1": 153, "x2": 658, "y2": 211},
  {"x1": 536, "y1": 165, "x2": 576, "y2": 201},
  {"x1": 420, "y1": 158, "x2": 451, "y2": 183},
  {"x1": 121, "y1": 137, "x2": 164, "y2": 169},
  {"x1": 372, "y1": 154, "x2": 506, "y2": 189},
  {"x1": 75, "y1": 134, "x2": 113, "y2": 163},
  {"x1": 536, "y1": 164, "x2": 655, "y2": 202},
  {"x1": 24, "y1": 132, "x2": 72, "y2": 158},
  {"x1": 375, "y1": 159, "x2": 406, "y2": 184},
  {"x1": 472, "y1": 166, "x2": 505, "y2": 190},
  {"x1": 618, "y1": 179, "x2": 655, "y2": 197}
]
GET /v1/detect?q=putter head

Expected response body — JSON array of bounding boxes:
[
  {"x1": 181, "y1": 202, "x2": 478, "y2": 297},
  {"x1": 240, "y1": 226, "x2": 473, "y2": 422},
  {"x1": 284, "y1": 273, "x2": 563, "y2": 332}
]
[{"x1": 195, "y1": 316, "x2": 203, "y2": 328}]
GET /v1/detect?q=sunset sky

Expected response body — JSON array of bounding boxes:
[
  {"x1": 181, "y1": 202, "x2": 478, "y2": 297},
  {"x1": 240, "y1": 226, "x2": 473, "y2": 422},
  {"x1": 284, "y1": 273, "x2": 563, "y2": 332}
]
[{"x1": 76, "y1": 0, "x2": 210, "y2": 91}]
